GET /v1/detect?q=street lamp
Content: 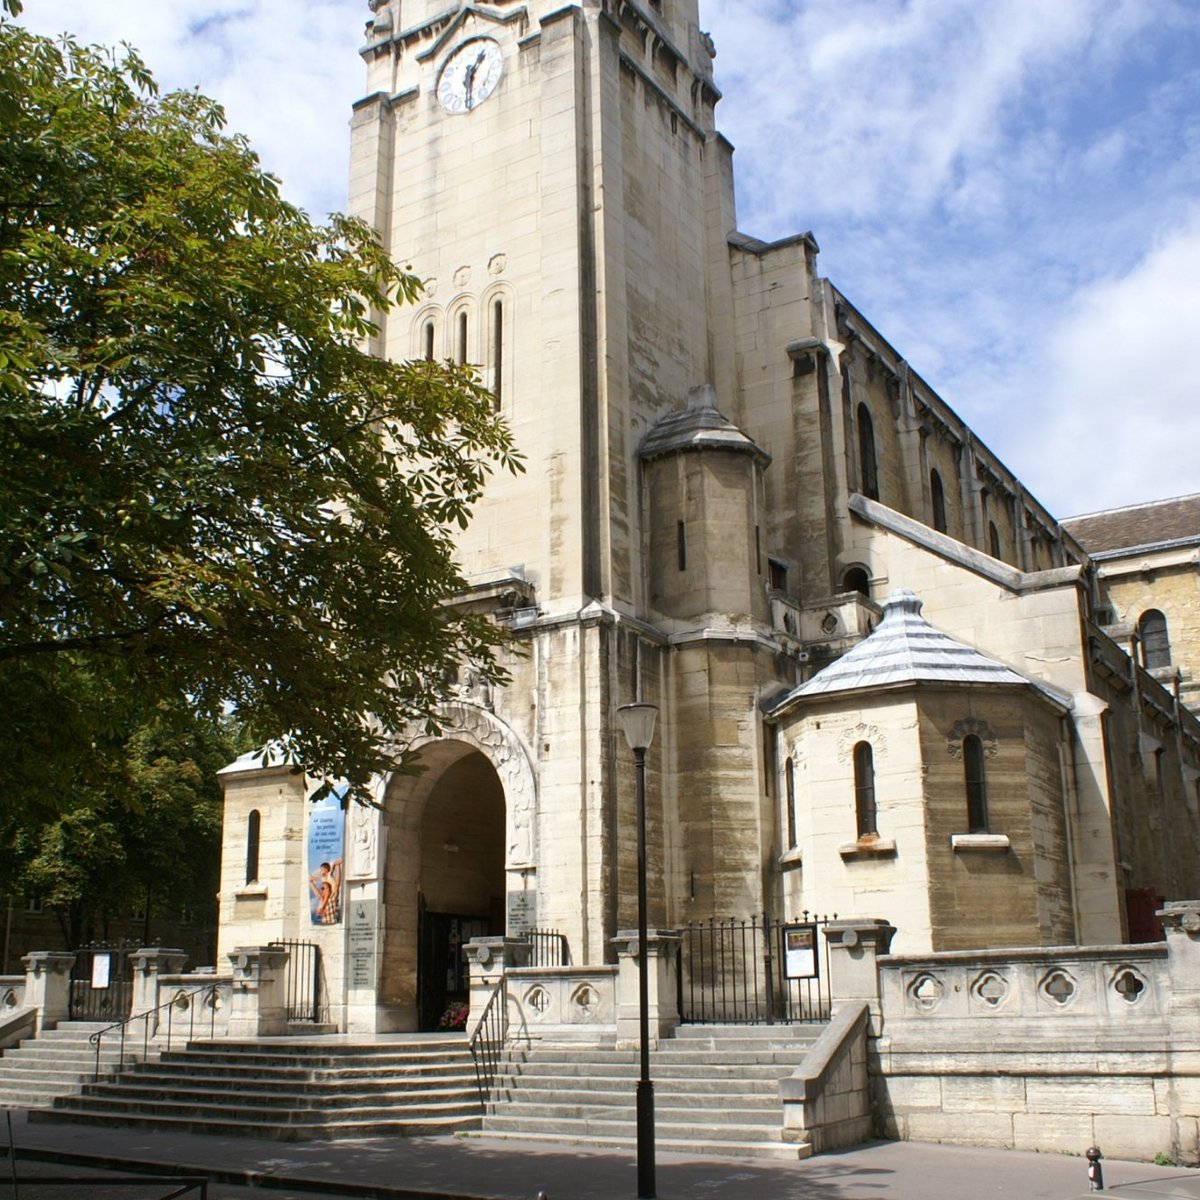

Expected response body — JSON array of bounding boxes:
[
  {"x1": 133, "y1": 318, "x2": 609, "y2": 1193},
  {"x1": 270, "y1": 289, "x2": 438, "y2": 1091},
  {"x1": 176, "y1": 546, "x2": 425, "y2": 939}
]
[{"x1": 617, "y1": 702, "x2": 658, "y2": 1200}]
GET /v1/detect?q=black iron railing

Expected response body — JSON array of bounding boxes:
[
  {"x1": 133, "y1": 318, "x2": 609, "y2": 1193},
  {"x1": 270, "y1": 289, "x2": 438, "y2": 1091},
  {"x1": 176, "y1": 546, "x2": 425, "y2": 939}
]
[
  {"x1": 267, "y1": 940, "x2": 322, "y2": 1023},
  {"x1": 525, "y1": 928, "x2": 569, "y2": 968},
  {"x1": 679, "y1": 911, "x2": 834, "y2": 1024},
  {"x1": 467, "y1": 978, "x2": 508, "y2": 1110},
  {"x1": 90, "y1": 981, "x2": 224, "y2": 1081},
  {"x1": 68, "y1": 944, "x2": 134, "y2": 1022}
]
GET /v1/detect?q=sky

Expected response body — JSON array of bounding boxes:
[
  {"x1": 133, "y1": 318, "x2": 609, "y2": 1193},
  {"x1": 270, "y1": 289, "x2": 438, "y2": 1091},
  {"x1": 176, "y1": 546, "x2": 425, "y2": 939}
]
[{"x1": 14, "y1": 0, "x2": 1200, "y2": 519}]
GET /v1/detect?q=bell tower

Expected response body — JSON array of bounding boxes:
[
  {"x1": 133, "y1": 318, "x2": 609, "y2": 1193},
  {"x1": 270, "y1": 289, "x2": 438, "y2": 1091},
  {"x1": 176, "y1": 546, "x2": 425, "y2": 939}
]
[
  {"x1": 348, "y1": 0, "x2": 772, "y2": 975},
  {"x1": 350, "y1": 0, "x2": 730, "y2": 614}
]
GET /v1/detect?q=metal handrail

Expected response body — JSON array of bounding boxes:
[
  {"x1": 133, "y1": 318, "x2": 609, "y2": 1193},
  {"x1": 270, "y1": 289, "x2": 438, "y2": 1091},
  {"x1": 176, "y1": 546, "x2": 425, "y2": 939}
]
[
  {"x1": 526, "y1": 928, "x2": 569, "y2": 968},
  {"x1": 467, "y1": 978, "x2": 507, "y2": 1111},
  {"x1": 89, "y1": 981, "x2": 223, "y2": 1082}
]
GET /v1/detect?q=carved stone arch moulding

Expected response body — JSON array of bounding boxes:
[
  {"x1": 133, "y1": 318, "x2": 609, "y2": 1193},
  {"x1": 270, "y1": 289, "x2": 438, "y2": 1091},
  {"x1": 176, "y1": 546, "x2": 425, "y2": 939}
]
[
  {"x1": 946, "y1": 717, "x2": 999, "y2": 760},
  {"x1": 837, "y1": 723, "x2": 888, "y2": 765},
  {"x1": 410, "y1": 700, "x2": 539, "y2": 871}
]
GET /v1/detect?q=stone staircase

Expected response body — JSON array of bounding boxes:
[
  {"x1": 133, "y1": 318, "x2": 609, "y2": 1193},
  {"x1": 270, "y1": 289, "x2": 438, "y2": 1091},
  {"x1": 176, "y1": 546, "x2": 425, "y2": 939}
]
[
  {"x1": 0, "y1": 1022, "x2": 141, "y2": 1109},
  {"x1": 31, "y1": 1036, "x2": 482, "y2": 1140},
  {"x1": 479, "y1": 1022, "x2": 825, "y2": 1160}
]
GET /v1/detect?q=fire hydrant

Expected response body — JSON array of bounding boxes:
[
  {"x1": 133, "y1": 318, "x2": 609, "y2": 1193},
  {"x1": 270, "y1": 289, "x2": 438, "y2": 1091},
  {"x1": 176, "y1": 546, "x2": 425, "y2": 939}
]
[{"x1": 1086, "y1": 1145, "x2": 1105, "y2": 1191}]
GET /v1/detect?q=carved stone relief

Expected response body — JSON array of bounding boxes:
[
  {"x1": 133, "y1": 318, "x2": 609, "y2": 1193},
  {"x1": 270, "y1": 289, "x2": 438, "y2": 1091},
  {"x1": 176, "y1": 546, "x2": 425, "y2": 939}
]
[
  {"x1": 947, "y1": 718, "x2": 999, "y2": 760},
  {"x1": 429, "y1": 701, "x2": 538, "y2": 870},
  {"x1": 837, "y1": 723, "x2": 888, "y2": 764},
  {"x1": 349, "y1": 800, "x2": 378, "y2": 880}
]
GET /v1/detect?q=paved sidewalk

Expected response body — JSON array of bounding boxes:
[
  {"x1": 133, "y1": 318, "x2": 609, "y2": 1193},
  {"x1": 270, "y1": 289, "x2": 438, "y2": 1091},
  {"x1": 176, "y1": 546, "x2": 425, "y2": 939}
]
[{"x1": 3, "y1": 1107, "x2": 1200, "y2": 1200}]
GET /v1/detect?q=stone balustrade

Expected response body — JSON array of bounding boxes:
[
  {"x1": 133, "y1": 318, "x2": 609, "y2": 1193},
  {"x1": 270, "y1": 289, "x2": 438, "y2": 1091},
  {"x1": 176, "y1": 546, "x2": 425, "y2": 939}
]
[
  {"x1": 504, "y1": 966, "x2": 618, "y2": 1039},
  {"x1": 873, "y1": 919, "x2": 1194, "y2": 1162},
  {"x1": 0, "y1": 975, "x2": 25, "y2": 1012}
]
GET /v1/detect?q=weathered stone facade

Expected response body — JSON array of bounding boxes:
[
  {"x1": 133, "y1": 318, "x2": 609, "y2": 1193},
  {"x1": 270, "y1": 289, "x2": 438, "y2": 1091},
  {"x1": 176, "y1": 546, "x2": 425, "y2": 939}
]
[{"x1": 217, "y1": 0, "x2": 1200, "y2": 1029}]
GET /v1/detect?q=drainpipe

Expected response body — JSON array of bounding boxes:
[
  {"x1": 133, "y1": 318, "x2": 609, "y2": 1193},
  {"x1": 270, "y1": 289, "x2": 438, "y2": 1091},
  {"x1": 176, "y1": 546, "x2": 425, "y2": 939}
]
[{"x1": 1058, "y1": 718, "x2": 1083, "y2": 943}]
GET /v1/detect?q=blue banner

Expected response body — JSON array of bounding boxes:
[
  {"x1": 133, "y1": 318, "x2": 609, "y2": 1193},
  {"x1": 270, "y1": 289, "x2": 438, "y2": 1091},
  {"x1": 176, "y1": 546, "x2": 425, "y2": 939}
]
[{"x1": 307, "y1": 788, "x2": 346, "y2": 926}]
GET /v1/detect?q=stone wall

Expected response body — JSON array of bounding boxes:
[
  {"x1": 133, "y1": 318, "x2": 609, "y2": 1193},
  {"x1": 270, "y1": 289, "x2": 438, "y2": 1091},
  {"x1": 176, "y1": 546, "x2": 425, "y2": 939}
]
[{"x1": 872, "y1": 916, "x2": 1200, "y2": 1162}]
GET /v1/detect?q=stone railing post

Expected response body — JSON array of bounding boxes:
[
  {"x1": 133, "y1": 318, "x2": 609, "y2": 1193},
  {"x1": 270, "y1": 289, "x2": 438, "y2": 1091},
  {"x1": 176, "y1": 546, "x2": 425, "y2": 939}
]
[
  {"x1": 1160, "y1": 902, "x2": 1200, "y2": 1034},
  {"x1": 129, "y1": 947, "x2": 188, "y2": 1021},
  {"x1": 464, "y1": 936, "x2": 529, "y2": 1039},
  {"x1": 823, "y1": 919, "x2": 896, "y2": 1024},
  {"x1": 22, "y1": 950, "x2": 76, "y2": 1034},
  {"x1": 226, "y1": 946, "x2": 290, "y2": 1037},
  {"x1": 612, "y1": 929, "x2": 682, "y2": 1049}
]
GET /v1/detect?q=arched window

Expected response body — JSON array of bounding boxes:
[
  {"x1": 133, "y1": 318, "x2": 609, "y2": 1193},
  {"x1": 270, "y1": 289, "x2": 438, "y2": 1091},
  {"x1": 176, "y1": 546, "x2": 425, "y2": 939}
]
[
  {"x1": 930, "y1": 468, "x2": 947, "y2": 533},
  {"x1": 423, "y1": 320, "x2": 435, "y2": 361},
  {"x1": 853, "y1": 742, "x2": 877, "y2": 837},
  {"x1": 843, "y1": 566, "x2": 870, "y2": 598},
  {"x1": 857, "y1": 403, "x2": 879, "y2": 501},
  {"x1": 457, "y1": 311, "x2": 469, "y2": 364},
  {"x1": 963, "y1": 735, "x2": 988, "y2": 832},
  {"x1": 989, "y1": 521, "x2": 1002, "y2": 560},
  {"x1": 785, "y1": 758, "x2": 797, "y2": 848},
  {"x1": 245, "y1": 809, "x2": 261, "y2": 885},
  {"x1": 491, "y1": 298, "x2": 504, "y2": 410},
  {"x1": 1139, "y1": 610, "x2": 1171, "y2": 669}
]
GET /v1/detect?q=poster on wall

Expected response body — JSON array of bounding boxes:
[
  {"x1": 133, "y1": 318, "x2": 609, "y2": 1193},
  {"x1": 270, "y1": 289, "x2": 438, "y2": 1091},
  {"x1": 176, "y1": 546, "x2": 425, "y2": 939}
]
[
  {"x1": 308, "y1": 788, "x2": 346, "y2": 926},
  {"x1": 783, "y1": 923, "x2": 819, "y2": 980}
]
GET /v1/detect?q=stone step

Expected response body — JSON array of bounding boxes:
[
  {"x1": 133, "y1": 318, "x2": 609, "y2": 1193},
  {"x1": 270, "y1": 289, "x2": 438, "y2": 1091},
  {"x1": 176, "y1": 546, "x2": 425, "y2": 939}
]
[
  {"x1": 469, "y1": 1127, "x2": 809, "y2": 1162},
  {"x1": 485, "y1": 1098, "x2": 779, "y2": 1125},
  {"x1": 480, "y1": 1112, "x2": 787, "y2": 1146},
  {"x1": 29, "y1": 1036, "x2": 486, "y2": 1140},
  {"x1": 186, "y1": 1037, "x2": 468, "y2": 1057},
  {"x1": 478, "y1": 1022, "x2": 820, "y2": 1160},
  {"x1": 498, "y1": 1058, "x2": 798, "y2": 1081},
  {"x1": 75, "y1": 1080, "x2": 478, "y2": 1109},
  {"x1": 34, "y1": 1107, "x2": 483, "y2": 1141},
  {"x1": 151, "y1": 1054, "x2": 476, "y2": 1080},
  {"x1": 493, "y1": 1073, "x2": 784, "y2": 1096},
  {"x1": 50, "y1": 1092, "x2": 482, "y2": 1125},
  {"x1": 111, "y1": 1070, "x2": 477, "y2": 1099},
  {"x1": 160, "y1": 1048, "x2": 473, "y2": 1071},
  {"x1": 668, "y1": 1021, "x2": 826, "y2": 1040}
]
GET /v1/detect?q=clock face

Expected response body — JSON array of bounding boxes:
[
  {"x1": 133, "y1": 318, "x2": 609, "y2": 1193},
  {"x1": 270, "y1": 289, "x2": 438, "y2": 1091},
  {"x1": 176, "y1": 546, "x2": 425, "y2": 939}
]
[{"x1": 437, "y1": 39, "x2": 504, "y2": 114}]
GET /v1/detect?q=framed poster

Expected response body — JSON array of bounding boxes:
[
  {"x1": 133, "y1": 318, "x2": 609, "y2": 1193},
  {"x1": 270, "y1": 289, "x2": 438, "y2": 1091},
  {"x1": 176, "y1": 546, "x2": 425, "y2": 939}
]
[
  {"x1": 783, "y1": 923, "x2": 819, "y2": 980},
  {"x1": 90, "y1": 952, "x2": 112, "y2": 990}
]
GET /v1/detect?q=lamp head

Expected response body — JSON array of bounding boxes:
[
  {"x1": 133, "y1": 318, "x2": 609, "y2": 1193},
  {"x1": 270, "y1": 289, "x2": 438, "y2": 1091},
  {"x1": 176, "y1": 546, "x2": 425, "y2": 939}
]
[{"x1": 617, "y1": 703, "x2": 658, "y2": 751}]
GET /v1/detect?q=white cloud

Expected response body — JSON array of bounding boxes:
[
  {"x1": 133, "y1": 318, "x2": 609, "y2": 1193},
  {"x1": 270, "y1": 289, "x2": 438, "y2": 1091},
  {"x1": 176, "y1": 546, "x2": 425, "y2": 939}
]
[
  {"x1": 704, "y1": 0, "x2": 1200, "y2": 514},
  {"x1": 14, "y1": 0, "x2": 1200, "y2": 516},
  {"x1": 1022, "y1": 211, "x2": 1200, "y2": 516},
  {"x1": 16, "y1": 1, "x2": 363, "y2": 218}
]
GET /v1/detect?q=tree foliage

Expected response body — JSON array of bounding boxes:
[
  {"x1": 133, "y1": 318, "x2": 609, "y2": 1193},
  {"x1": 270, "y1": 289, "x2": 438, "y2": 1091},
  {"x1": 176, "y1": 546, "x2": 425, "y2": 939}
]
[
  {"x1": 8, "y1": 705, "x2": 242, "y2": 949},
  {"x1": 0, "y1": 22, "x2": 521, "y2": 815}
]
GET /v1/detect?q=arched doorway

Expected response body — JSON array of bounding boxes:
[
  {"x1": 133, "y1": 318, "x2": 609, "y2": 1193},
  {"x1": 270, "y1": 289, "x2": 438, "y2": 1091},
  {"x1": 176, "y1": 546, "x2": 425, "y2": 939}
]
[{"x1": 380, "y1": 741, "x2": 506, "y2": 1031}]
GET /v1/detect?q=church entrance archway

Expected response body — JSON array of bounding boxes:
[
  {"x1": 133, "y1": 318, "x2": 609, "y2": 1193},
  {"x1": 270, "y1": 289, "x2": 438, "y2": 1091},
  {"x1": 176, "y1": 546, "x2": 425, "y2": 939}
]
[{"x1": 380, "y1": 741, "x2": 505, "y2": 1031}]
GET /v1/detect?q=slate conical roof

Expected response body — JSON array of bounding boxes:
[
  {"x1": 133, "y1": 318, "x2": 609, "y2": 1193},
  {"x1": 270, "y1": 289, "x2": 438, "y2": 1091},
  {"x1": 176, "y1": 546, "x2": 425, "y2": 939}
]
[
  {"x1": 639, "y1": 384, "x2": 770, "y2": 465},
  {"x1": 779, "y1": 588, "x2": 1055, "y2": 703}
]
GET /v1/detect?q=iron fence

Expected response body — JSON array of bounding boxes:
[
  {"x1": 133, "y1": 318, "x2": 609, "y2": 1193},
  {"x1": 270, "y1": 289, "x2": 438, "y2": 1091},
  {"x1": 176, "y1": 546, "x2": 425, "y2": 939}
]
[
  {"x1": 679, "y1": 911, "x2": 834, "y2": 1024},
  {"x1": 267, "y1": 940, "x2": 323, "y2": 1023},
  {"x1": 68, "y1": 944, "x2": 134, "y2": 1022},
  {"x1": 524, "y1": 928, "x2": 569, "y2": 968}
]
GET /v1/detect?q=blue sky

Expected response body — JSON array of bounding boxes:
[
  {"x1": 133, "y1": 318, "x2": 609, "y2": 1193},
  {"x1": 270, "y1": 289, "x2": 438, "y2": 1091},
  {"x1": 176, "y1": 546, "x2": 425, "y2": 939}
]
[{"x1": 17, "y1": 0, "x2": 1200, "y2": 518}]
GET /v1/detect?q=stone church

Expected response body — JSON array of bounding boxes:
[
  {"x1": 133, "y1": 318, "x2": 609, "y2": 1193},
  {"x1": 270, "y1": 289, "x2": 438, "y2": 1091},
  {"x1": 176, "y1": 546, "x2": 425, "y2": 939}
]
[{"x1": 216, "y1": 0, "x2": 1200, "y2": 1033}]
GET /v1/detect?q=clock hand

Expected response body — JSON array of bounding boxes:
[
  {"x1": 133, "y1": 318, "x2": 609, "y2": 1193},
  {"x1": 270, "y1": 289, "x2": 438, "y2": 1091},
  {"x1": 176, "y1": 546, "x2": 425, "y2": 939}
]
[{"x1": 464, "y1": 47, "x2": 487, "y2": 107}]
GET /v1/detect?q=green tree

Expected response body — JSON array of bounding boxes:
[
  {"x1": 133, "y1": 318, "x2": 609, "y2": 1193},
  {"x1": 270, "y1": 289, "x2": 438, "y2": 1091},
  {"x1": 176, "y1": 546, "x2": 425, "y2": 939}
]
[
  {"x1": 9, "y1": 705, "x2": 243, "y2": 949},
  {"x1": 0, "y1": 22, "x2": 521, "y2": 816}
]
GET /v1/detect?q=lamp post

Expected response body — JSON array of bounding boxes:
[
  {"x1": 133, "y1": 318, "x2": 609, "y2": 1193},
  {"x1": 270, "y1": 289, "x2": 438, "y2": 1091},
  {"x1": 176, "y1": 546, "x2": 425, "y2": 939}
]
[{"x1": 617, "y1": 702, "x2": 658, "y2": 1200}]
